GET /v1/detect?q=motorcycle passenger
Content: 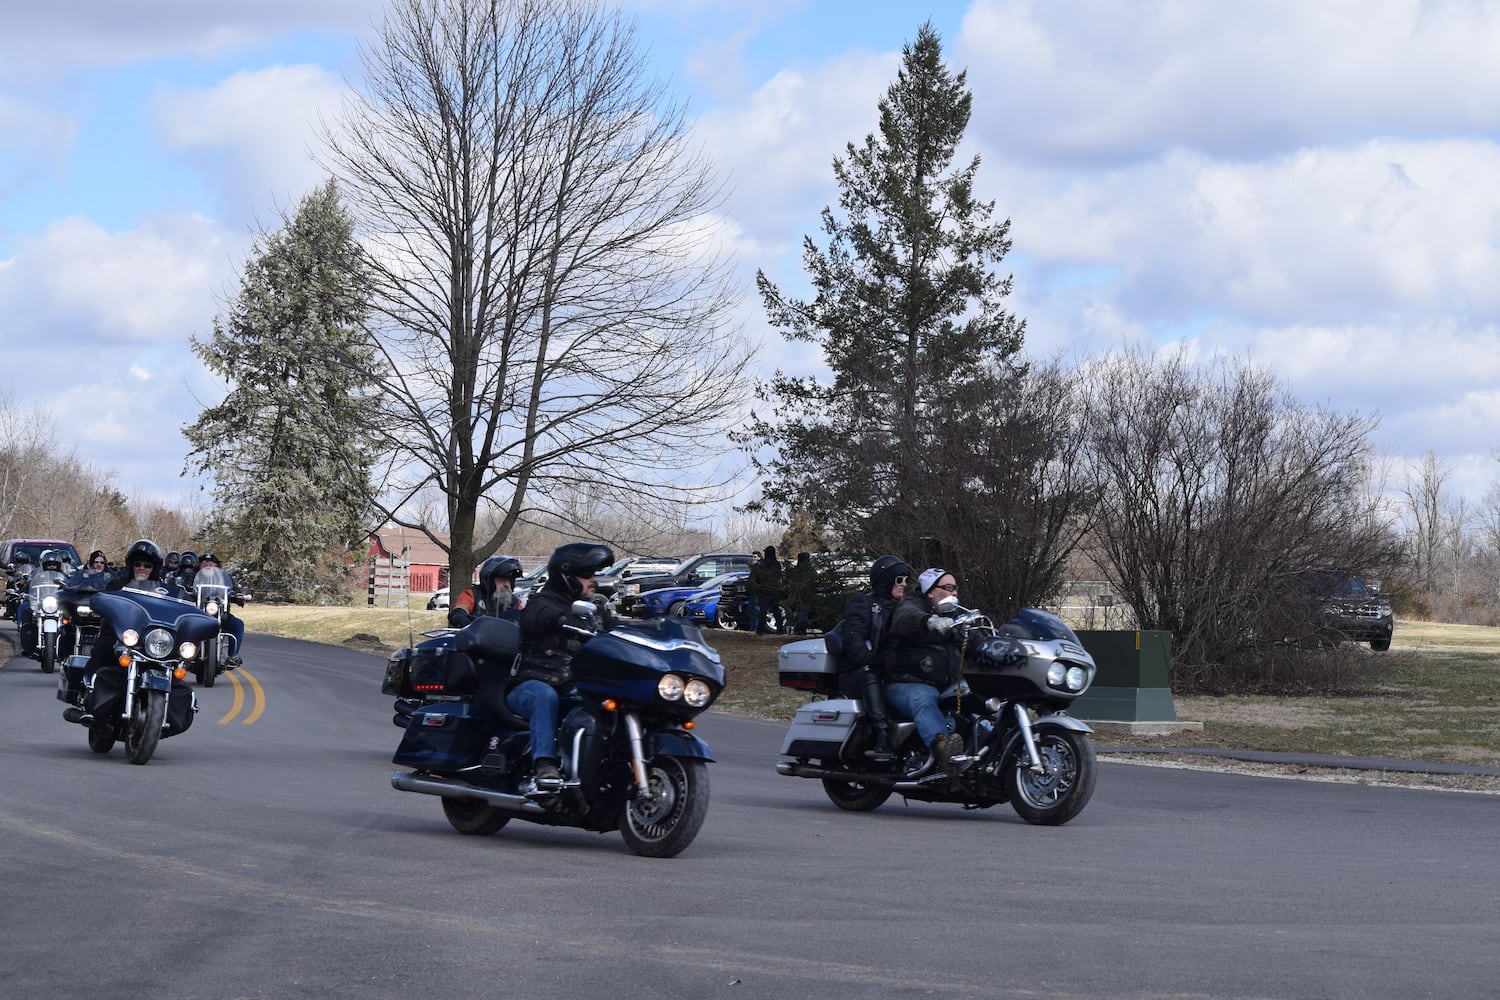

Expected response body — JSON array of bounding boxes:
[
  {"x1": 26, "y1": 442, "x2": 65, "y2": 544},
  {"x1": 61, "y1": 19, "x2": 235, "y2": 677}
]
[
  {"x1": 175, "y1": 550, "x2": 199, "y2": 589},
  {"x1": 448, "y1": 555, "x2": 523, "y2": 628},
  {"x1": 19, "y1": 550, "x2": 69, "y2": 654},
  {"x1": 886, "y1": 567, "x2": 964, "y2": 773},
  {"x1": 164, "y1": 551, "x2": 181, "y2": 580},
  {"x1": 195, "y1": 552, "x2": 246, "y2": 667},
  {"x1": 516, "y1": 542, "x2": 615, "y2": 790},
  {"x1": 836, "y1": 554, "x2": 910, "y2": 761}
]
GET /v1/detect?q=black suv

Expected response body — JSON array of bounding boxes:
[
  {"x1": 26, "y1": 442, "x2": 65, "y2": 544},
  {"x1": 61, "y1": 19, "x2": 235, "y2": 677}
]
[
  {"x1": 1311, "y1": 573, "x2": 1393, "y2": 651},
  {"x1": 614, "y1": 553, "x2": 754, "y2": 617}
]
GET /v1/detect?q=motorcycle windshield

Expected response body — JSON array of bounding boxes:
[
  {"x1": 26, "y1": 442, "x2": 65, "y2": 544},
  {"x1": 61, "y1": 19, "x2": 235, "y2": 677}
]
[
  {"x1": 63, "y1": 568, "x2": 112, "y2": 592},
  {"x1": 28, "y1": 577, "x2": 63, "y2": 602},
  {"x1": 1004, "y1": 607, "x2": 1085, "y2": 645}
]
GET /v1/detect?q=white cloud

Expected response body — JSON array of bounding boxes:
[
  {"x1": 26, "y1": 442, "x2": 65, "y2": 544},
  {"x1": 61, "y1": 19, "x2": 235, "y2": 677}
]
[{"x1": 153, "y1": 64, "x2": 350, "y2": 221}]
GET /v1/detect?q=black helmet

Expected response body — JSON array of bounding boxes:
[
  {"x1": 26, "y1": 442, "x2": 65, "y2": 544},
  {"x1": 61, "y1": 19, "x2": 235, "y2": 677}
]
[
  {"x1": 39, "y1": 549, "x2": 63, "y2": 571},
  {"x1": 165, "y1": 551, "x2": 180, "y2": 568},
  {"x1": 14, "y1": 553, "x2": 30, "y2": 565},
  {"x1": 870, "y1": 554, "x2": 911, "y2": 596},
  {"x1": 124, "y1": 540, "x2": 165, "y2": 578},
  {"x1": 478, "y1": 555, "x2": 523, "y2": 590},
  {"x1": 200, "y1": 552, "x2": 220, "y2": 566},
  {"x1": 87, "y1": 550, "x2": 108, "y2": 568},
  {"x1": 178, "y1": 551, "x2": 200, "y2": 573},
  {"x1": 545, "y1": 542, "x2": 615, "y2": 598}
]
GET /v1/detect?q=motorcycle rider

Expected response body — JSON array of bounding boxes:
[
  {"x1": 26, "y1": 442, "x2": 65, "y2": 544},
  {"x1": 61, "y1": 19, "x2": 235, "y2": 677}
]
[
  {"x1": 19, "y1": 549, "x2": 70, "y2": 655},
  {"x1": 4, "y1": 552, "x2": 33, "y2": 621},
  {"x1": 886, "y1": 567, "x2": 965, "y2": 774},
  {"x1": 448, "y1": 555, "x2": 524, "y2": 627},
  {"x1": 72, "y1": 540, "x2": 175, "y2": 724},
  {"x1": 174, "y1": 550, "x2": 199, "y2": 589},
  {"x1": 164, "y1": 551, "x2": 181, "y2": 580},
  {"x1": 515, "y1": 542, "x2": 615, "y2": 790},
  {"x1": 195, "y1": 552, "x2": 246, "y2": 668},
  {"x1": 835, "y1": 554, "x2": 910, "y2": 761}
]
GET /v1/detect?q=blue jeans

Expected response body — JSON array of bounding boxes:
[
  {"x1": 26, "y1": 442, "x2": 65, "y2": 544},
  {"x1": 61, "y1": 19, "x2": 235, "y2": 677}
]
[
  {"x1": 885, "y1": 682, "x2": 950, "y2": 749},
  {"x1": 506, "y1": 680, "x2": 560, "y2": 762}
]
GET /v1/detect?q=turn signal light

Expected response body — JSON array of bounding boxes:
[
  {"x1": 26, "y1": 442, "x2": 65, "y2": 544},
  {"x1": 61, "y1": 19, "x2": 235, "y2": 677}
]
[
  {"x1": 174, "y1": 666, "x2": 187, "y2": 681},
  {"x1": 602, "y1": 699, "x2": 618, "y2": 712},
  {"x1": 683, "y1": 720, "x2": 694, "y2": 730},
  {"x1": 116, "y1": 654, "x2": 131, "y2": 668}
]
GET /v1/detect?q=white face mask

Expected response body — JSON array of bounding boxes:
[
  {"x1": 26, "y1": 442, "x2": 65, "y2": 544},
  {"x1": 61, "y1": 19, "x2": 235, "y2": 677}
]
[{"x1": 935, "y1": 595, "x2": 959, "y2": 613}]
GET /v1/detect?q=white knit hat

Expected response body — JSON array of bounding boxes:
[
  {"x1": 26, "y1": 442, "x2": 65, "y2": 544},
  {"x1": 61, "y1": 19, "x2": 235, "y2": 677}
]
[{"x1": 917, "y1": 567, "x2": 947, "y2": 595}]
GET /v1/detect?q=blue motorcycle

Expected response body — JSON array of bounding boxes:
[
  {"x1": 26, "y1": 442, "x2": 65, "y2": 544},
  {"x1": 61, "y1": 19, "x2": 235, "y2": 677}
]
[{"x1": 385, "y1": 604, "x2": 724, "y2": 857}]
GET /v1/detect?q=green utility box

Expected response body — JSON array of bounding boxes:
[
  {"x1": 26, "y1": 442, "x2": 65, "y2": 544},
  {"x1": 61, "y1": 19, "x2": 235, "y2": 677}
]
[{"x1": 1069, "y1": 629, "x2": 1177, "y2": 722}]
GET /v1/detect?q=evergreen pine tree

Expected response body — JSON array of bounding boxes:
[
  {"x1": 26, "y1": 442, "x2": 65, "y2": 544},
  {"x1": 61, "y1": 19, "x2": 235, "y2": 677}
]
[{"x1": 184, "y1": 179, "x2": 376, "y2": 602}]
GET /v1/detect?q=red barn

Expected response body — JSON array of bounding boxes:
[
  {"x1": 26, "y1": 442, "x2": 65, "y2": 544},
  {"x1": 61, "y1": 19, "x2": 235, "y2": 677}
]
[{"x1": 364, "y1": 523, "x2": 452, "y2": 602}]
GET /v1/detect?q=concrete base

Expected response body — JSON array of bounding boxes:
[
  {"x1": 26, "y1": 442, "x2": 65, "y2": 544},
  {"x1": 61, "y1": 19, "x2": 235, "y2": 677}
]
[{"x1": 1085, "y1": 718, "x2": 1204, "y2": 737}]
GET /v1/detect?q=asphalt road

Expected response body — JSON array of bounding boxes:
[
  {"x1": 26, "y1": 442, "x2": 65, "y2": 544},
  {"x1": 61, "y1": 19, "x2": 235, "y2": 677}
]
[{"x1": 2, "y1": 622, "x2": 1498, "y2": 999}]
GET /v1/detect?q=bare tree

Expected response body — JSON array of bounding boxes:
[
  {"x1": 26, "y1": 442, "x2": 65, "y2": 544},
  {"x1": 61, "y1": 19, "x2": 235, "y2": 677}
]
[
  {"x1": 1082, "y1": 348, "x2": 1398, "y2": 687},
  {"x1": 322, "y1": 0, "x2": 752, "y2": 594},
  {"x1": 1400, "y1": 451, "x2": 1450, "y2": 593}
]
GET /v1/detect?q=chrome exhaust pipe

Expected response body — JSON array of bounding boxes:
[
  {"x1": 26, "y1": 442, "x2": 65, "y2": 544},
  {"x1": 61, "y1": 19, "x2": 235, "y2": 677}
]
[{"x1": 390, "y1": 771, "x2": 549, "y2": 815}]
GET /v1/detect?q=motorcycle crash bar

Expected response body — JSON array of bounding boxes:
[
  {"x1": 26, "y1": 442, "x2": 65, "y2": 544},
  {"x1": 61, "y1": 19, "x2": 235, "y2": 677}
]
[
  {"x1": 774, "y1": 759, "x2": 945, "y2": 794},
  {"x1": 390, "y1": 771, "x2": 550, "y2": 815}
]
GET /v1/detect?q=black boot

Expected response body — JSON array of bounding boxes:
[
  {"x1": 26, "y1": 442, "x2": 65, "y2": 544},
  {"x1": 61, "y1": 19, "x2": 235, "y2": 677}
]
[{"x1": 861, "y1": 670, "x2": 896, "y2": 761}]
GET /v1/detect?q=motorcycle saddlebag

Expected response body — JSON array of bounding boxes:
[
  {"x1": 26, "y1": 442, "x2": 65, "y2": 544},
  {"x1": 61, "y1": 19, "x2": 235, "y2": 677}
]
[
  {"x1": 84, "y1": 665, "x2": 127, "y2": 719},
  {"x1": 58, "y1": 655, "x2": 89, "y2": 704},
  {"x1": 393, "y1": 702, "x2": 490, "y2": 771},
  {"x1": 779, "y1": 698, "x2": 861, "y2": 757},
  {"x1": 163, "y1": 682, "x2": 196, "y2": 738},
  {"x1": 408, "y1": 647, "x2": 478, "y2": 696},
  {"x1": 778, "y1": 637, "x2": 842, "y2": 696}
]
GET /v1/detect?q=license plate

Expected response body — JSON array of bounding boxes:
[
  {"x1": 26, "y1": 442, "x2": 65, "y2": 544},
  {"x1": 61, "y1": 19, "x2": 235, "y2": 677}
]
[{"x1": 43, "y1": 619, "x2": 58, "y2": 633}]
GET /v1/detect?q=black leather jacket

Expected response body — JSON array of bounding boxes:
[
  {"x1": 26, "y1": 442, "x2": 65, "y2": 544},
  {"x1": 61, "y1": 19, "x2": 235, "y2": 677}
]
[{"x1": 886, "y1": 593, "x2": 959, "y2": 687}]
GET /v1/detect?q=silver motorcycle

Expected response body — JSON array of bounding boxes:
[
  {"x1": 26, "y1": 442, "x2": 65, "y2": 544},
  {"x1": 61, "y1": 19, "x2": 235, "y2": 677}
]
[{"x1": 775, "y1": 607, "x2": 1099, "y2": 825}]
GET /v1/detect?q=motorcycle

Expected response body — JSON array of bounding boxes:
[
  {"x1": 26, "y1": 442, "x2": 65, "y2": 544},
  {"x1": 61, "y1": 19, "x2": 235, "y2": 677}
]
[
  {"x1": 58, "y1": 587, "x2": 216, "y2": 764},
  {"x1": 775, "y1": 606, "x2": 1099, "y2": 826},
  {"x1": 56, "y1": 569, "x2": 113, "y2": 667},
  {"x1": 186, "y1": 566, "x2": 242, "y2": 687},
  {"x1": 21, "y1": 577, "x2": 65, "y2": 673},
  {"x1": 384, "y1": 604, "x2": 724, "y2": 857}
]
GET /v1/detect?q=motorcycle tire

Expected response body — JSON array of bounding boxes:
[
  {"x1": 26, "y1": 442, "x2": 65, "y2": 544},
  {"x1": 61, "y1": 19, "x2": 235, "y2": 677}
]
[
  {"x1": 1004, "y1": 729, "x2": 1097, "y2": 826},
  {"x1": 87, "y1": 724, "x2": 116, "y2": 755},
  {"x1": 619, "y1": 755, "x2": 709, "y2": 858},
  {"x1": 441, "y1": 797, "x2": 511, "y2": 836},
  {"x1": 125, "y1": 689, "x2": 167, "y2": 765},
  {"x1": 820, "y1": 776, "x2": 893, "y2": 812},
  {"x1": 198, "y1": 642, "x2": 217, "y2": 688},
  {"x1": 40, "y1": 633, "x2": 57, "y2": 674}
]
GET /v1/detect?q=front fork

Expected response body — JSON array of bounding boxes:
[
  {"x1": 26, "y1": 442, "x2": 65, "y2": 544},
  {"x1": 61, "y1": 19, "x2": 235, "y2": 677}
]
[
  {"x1": 624, "y1": 711, "x2": 650, "y2": 794},
  {"x1": 1013, "y1": 702, "x2": 1047, "y2": 773}
]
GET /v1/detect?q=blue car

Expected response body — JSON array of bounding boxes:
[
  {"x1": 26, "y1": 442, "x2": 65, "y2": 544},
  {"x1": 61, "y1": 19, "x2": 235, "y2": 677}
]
[{"x1": 636, "y1": 572, "x2": 747, "y2": 620}]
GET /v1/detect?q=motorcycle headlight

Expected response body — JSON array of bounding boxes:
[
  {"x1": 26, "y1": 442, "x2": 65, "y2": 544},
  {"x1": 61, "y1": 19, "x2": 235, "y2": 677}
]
[
  {"x1": 121, "y1": 629, "x2": 141, "y2": 648},
  {"x1": 683, "y1": 678, "x2": 712, "y2": 708},
  {"x1": 1047, "y1": 662, "x2": 1067, "y2": 687},
  {"x1": 1066, "y1": 666, "x2": 1089, "y2": 692},
  {"x1": 657, "y1": 673, "x2": 685, "y2": 701},
  {"x1": 205, "y1": 600, "x2": 220, "y2": 617},
  {"x1": 179, "y1": 642, "x2": 198, "y2": 660},
  {"x1": 41, "y1": 595, "x2": 59, "y2": 614},
  {"x1": 144, "y1": 628, "x2": 174, "y2": 659}
]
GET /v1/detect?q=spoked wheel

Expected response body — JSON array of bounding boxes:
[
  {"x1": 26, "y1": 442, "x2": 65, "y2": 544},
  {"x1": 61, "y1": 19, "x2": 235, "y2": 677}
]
[
  {"x1": 40, "y1": 633, "x2": 57, "y2": 674},
  {"x1": 87, "y1": 723, "x2": 117, "y2": 755},
  {"x1": 441, "y1": 796, "x2": 511, "y2": 836},
  {"x1": 125, "y1": 690, "x2": 167, "y2": 765},
  {"x1": 1004, "y1": 730, "x2": 1097, "y2": 826},
  {"x1": 619, "y1": 755, "x2": 709, "y2": 858},
  {"x1": 821, "y1": 776, "x2": 893, "y2": 812}
]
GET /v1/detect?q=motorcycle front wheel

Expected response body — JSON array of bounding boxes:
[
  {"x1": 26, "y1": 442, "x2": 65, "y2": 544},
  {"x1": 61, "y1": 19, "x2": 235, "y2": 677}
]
[
  {"x1": 40, "y1": 633, "x2": 57, "y2": 674},
  {"x1": 442, "y1": 797, "x2": 511, "y2": 836},
  {"x1": 619, "y1": 755, "x2": 709, "y2": 858},
  {"x1": 125, "y1": 690, "x2": 167, "y2": 765},
  {"x1": 197, "y1": 642, "x2": 217, "y2": 688},
  {"x1": 1004, "y1": 730, "x2": 1097, "y2": 826}
]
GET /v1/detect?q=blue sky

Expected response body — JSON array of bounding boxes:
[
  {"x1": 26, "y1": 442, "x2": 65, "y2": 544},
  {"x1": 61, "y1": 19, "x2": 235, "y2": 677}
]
[{"x1": 5, "y1": 0, "x2": 1500, "y2": 519}]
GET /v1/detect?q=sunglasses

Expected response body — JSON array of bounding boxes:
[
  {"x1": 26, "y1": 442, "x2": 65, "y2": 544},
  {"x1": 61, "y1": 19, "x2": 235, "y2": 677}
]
[
  {"x1": 893, "y1": 575, "x2": 908, "y2": 585},
  {"x1": 931, "y1": 583, "x2": 958, "y2": 592}
]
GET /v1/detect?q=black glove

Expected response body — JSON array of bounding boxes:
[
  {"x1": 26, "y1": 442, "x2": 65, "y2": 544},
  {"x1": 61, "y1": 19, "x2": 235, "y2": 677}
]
[{"x1": 447, "y1": 607, "x2": 473, "y2": 628}]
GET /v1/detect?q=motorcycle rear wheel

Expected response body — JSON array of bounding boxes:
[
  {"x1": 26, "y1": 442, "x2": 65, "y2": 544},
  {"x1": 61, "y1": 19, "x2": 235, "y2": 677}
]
[
  {"x1": 87, "y1": 724, "x2": 116, "y2": 754},
  {"x1": 619, "y1": 755, "x2": 709, "y2": 858},
  {"x1": 441, "y1": 796, "x2": 511, "y2": 836},
  {"x1": 125, "y1": 690, "x2": 167, "y2": 765},
  {"x1": 821, "y1": 776, "x2": 893, "y2": 812},
  {"x1": 1004, "y1": 730, "x2": 1097, "y2": 826},
  {"x1": 40, "y1": 633, "x2": 57, "y2": 674}
]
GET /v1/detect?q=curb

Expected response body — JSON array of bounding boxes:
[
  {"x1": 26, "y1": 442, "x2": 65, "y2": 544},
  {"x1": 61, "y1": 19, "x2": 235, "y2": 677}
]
[{"x1": 1098, "y1": 745, "x2": 1500, "y2": 778}]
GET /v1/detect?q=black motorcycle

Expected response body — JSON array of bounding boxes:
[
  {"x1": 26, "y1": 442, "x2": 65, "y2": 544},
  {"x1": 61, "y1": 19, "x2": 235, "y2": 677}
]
[
  {"x1": 58, "y1": 587, "x2": 216, "y2": 764},
  {"x1": 384, "y1": 604, "x2": 724, "y2": 857},
  {"x1": 56, "y1": 569, "x2": 113, "y2": 666},
  {"x1": 185, "y1": 566, "x2": 242, "y2": 687},
  {"x1": 775, "y1": 607, "x2": 1099, "y2": 826}
]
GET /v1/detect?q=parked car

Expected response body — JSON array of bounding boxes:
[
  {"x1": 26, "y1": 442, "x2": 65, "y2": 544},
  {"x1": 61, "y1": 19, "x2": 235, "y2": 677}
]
[
  {"x1": 594, "y1": 556, "x2": 679, "y2": 598},
  {"x1": 1315, "y1": 573, "x2": 1394, "y2": 651},
  {"x1": 635, "y1": 572, "x2": 747, "y2": 619},
  {"x1": 614, "y1": 553, "x2": 755, "y2": 617},
  {"x1": 3, "y1": 539, "x2": 82, "y2": 572},
  {"x1": 426, "y1": 590, "x2": 451, "y2": 611}
]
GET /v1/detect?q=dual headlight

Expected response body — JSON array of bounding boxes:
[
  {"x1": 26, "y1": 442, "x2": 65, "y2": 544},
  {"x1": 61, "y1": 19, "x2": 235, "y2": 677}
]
[
  {"x1": 1046, "y1": 661, "x2": 1090, "y2": 692},
  {"x1": 122, "y1": 627, "x2": 197, "y2": 661},
  {"x1": 657, "y1": 673, "x2": 714, "y2": 708}
]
